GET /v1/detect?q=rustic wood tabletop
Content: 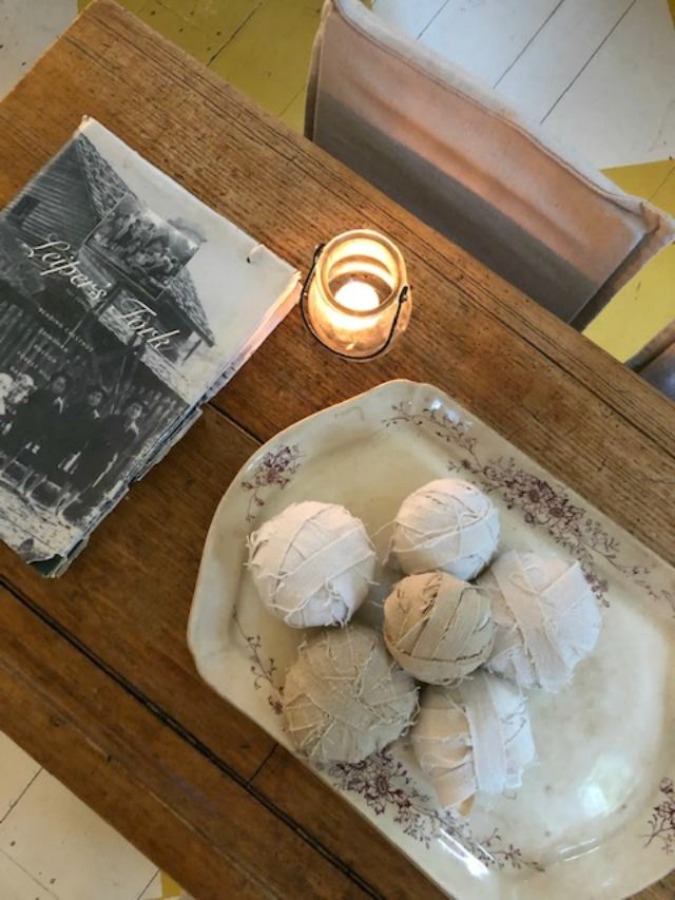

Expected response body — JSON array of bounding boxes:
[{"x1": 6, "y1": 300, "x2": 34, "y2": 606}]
[{"x1": 0, "y1": 1, "x2": 673, "y2": 897}]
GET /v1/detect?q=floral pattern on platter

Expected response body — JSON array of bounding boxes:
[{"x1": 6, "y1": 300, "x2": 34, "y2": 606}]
[
  {"x1": 236, "y1": 619, "x2": 284, "y2": 717},
  {"x1": 241, "y1": 444, "x2": 302, "y2": 522},
  {"x1": 328, "y1": 751, "x2": 544, "y2": 872},
  {"x1": 644, "y1": 779, "x2": 675, "y2": 855},
  {"x1": 328, "y1": 749, "x2": 438, "y2": 847},
  {"x1": 384, "y1": 402, "x2": 675, "y2": 616},
  {"x1": 238, "y1": 621, "x2": 543, "y2": 871}
]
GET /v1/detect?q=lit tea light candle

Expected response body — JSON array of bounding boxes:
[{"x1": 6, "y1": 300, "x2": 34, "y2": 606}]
[
  {"x1": 302, "y1": 229, "x2": 411, "y2": 360},
  {"x1": 334, "y1": 280, "x2": 380, "y2": 312}
]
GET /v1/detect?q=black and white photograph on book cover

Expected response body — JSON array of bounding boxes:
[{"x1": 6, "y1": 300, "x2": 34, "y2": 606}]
[{"x1": 0, "y1": 118, "x2": 298, "y2": 573}]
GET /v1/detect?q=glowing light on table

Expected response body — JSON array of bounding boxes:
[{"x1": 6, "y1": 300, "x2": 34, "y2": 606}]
[
  {"x1": 303, "y1": 229, "x2": 411, "y2": 360},
  {"x1": 334, "y1": 281, "x2": 380, "y2": 312}
]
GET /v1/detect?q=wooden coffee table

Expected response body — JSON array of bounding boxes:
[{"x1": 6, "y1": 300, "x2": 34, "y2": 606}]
[{"x1": 0, "y1": 2, "x2": 673, "y2": 897}]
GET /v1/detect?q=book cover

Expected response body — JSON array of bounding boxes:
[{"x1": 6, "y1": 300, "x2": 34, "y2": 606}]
[{"x1": 0, "y1": 117, "x2": 299, "y2": 574}]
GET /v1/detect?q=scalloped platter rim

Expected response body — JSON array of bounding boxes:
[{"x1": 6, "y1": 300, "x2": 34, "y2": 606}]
[{"x1": 188, "y1": 379, "x2": 675, "y2": 900}]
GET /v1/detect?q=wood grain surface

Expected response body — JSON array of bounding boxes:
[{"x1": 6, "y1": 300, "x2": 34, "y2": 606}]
[
  {"x1": 0, "y1": 410, "x2": 274, "y2": 778},
  {"x1": 0, "y1": 585, "x2": 374, "y2": 900},
  {"x1": 0, "y1": 2, "x2": 673, "y2": 898}
]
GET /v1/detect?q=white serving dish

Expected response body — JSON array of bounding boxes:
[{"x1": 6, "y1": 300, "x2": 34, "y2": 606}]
[{"x1": 188, "y1": 380, "x2": 675, "y2": 899}]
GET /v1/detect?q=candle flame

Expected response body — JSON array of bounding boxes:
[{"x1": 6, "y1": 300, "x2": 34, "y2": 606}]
[{"x1": 334, "y1": 280, "x2": 380, "y2": 312}]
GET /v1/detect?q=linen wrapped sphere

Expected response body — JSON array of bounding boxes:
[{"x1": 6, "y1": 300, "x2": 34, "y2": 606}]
[
  {"x1": 411, "y1": 672, "x2": 535, "y2": 811},
  {"x1": 283, "y1": 624, "x2": 418, "y2": 764},
  {"x1": 390, "y1": 479, "x2": 500, "y2": 580},
  {"x1": 247, "y1": 501, "x2": 376, "y2": 628},
  {"x1": 480, "y1": 550, "x2": 601, "y2": 692},
  {"x1": 383, "y1": 571, "x2": 496, "y2": 684}
]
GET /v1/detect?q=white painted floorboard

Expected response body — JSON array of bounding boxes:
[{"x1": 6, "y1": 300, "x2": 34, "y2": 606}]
[
  {"x1": 0, "y1": 734, "x2": 40, "y2": 823},
  {"x1": 542, "y1": 0, "x2": 675, "y2": 167},
  {"x1": 0, "y1": 0, "x2": 77, "y2": 100},
  {"x1": 0, "y1": 849, "x2": 57, "y2": 900},
  {"x1": 138, "y1": 872, "x2": 164, "y2": 900},
  {"x1": 418, "y1": 0, "x2": 563, "y2": 88},
  {"x1": 372, "y1": 0, "x2": 448, "y2": 39},
  {"x1": 496, "y1": 0, "x2": 635, "y2": 123},
  {"x1": 0, "y1": 769, "x2": 157, "y2": 900}
]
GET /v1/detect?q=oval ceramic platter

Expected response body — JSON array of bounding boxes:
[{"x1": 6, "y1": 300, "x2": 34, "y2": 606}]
[{"x1": 188, "y1": 380, "x2": 675, "y2": 900}]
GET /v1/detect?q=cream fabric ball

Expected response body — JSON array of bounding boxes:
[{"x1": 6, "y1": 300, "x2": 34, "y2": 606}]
[
  {"x1": 411, "y1": 672, "x2": 535, "y2": 811},
  {"x1": 383, "y1": 572, "x2": 496, "y2": 684},
  {"x1": 248, "y1": 501, "x2": 376, "y2": 628},
  {"x1": 391, "y1": 479, "x2": 500, "y2": 580},
  {"x1": 480, "y1": 550, "x2": 601, "y2": 692},
  {"x1": 283, "y1": 624, "x2": 418, "y2": 764}
]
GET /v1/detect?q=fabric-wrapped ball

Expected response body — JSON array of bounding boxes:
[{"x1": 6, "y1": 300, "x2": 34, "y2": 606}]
[
  {"x1": 411, "y1": 672, "x2": 535, "y2": 811},
  {"x1": 390, "y1": 479, "x2": 500, "y2": 580},
  {"x1": 248, "y1": 501, "x2": 376, "y2": 628},
  {"x1": 383, "y1": 572, "x2": 496, "y2": 684},
  {"x1": 480, "y1": 550, "x2": 601, "y2": 692},
  {"x1": 283, "y1": 624, "x2": 418, "y2": 764}
]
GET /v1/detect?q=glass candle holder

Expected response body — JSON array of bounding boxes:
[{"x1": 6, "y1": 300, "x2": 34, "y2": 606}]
[{"x1": 302, "y1": 229, "x2": 412, "y2": 360}]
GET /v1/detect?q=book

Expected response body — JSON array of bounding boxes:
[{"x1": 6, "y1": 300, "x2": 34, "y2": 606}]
[{"x1": 0, "y1": 117, "x2": 299, "y2": 575}]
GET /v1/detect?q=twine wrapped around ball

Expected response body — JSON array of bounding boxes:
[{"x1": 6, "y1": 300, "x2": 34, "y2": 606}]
[
  {"x1": 283, "y1": 623, "x2": 418, "y2": 764},
  {"x1": 480, "y1": 550, "x2": 601, "y2": 692},
  {"x1": 248, "y1": 501, "x2": 376, "y2": 628},
  {"x1": 383, "y1": 572, "x2": 496, "y2": 684},
  {"x1": 411, "y1": 672, "x2": 535, "y2": 811},
  {"x1": 390, "y1": 479, "x2": 500, "y2": 580}
]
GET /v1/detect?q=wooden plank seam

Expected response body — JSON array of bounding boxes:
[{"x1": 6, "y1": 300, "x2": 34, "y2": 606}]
[{"x1": 0, "y1": 574, "x2": 382, "y2": 900}]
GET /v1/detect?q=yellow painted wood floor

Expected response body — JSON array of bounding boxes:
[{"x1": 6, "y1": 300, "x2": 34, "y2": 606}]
[
  {"x1": 79, "y1": 0, "x2": 317, "y2": 130},
  {"x1": 78, "y1": 0, "x2": 674, "y2": 362}
]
